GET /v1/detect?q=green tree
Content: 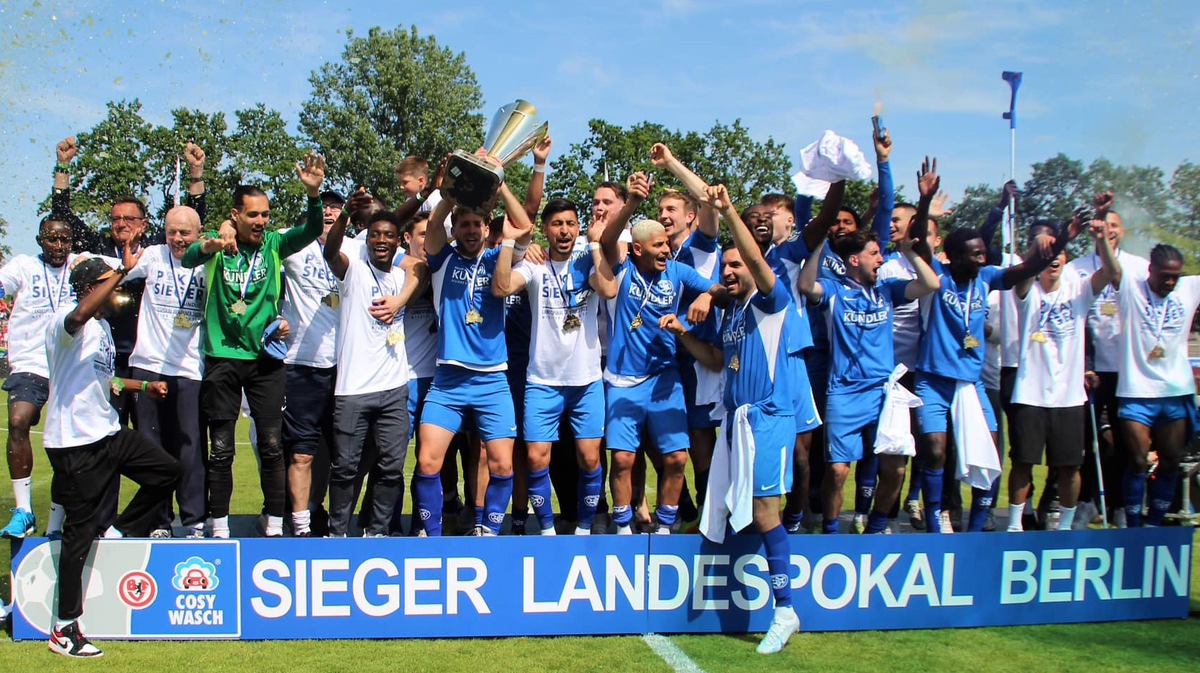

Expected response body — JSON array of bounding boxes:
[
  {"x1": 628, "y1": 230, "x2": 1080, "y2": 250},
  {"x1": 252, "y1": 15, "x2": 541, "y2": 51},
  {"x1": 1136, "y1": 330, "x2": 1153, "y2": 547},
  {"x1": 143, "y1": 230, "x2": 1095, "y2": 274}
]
[
  {"x1": 0, "y1": 214, "x2": 11, "y2": 263},
  {"x1": 62, "y1": 100, "x2": 156, "y2": 230},
  {"x1": 146, "y1": 108, "x2": 230, "y2": 227},
  {"x1": 225, "y1": 105, "x2": 309, "y2": 230},
  {"x1": 299, "y1": 25, "x2": 485, "y2": 208}
]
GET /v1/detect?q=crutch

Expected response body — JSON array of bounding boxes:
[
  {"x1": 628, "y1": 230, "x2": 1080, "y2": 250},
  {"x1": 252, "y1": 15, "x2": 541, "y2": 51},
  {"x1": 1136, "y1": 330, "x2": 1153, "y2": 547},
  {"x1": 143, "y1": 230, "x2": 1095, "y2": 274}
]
[{"x1": 1087, "y1": 395, "x2": 1108, "y2": 529}]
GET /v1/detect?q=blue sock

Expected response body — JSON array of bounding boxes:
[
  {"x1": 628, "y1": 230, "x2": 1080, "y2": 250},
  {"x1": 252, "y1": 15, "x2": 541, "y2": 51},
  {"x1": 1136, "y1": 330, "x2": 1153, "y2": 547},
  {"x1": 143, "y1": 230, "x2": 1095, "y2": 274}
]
[
  {"x1": 413, "y1": 472, "x2": 442, "y2": 536},
  {"x1": 527, "y1": 467, "x2": 554, "y2": 528},
  {"x1": 577, "y1": 467, "x2": 603, "y2": 528},
  {"x1": 967, "y1": 486, "x2": 993, "y2": 532},
  {"x1": 855, "y1": 453, "x2": 879, "y2": 515},
  {"x1": 762, "y1": 525, "x2": 792, "y2": 608},
  {"x1": 1146, "y1": 471, "x2": 1178, "y2": 526},
  {"x1": 474, "y1": 506, "x2": 484, "y2": 526},
  {"x1": 612, "y1": 504, "x2": 633, "y2": 528},
  {"x1": 865, "y1": 511, "x2": 890, "y2": 534},
  {"x1": 656, "y1": 504, "x2": 679, "y2": 527},
  {"x1": 1123, "y1": 471, "x2": 1147, "y2": 528},
  {"x1": 921, "y1": 467, "x2": 944, "y2": 534},
  {"x1": 822, "y1": 518, "x2": 839, "y2": 535},
  {"x1": 483, "y1": 473, "x2": 513, "y2": 534}
]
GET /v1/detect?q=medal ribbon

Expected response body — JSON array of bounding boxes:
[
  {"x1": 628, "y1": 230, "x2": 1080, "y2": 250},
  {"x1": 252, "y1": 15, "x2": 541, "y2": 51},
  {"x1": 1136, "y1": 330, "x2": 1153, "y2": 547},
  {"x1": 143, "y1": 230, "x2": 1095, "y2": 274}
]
[
  {"x1": 40, "y1": 257, "x2": 69, "y2": 312},
  {"x1": 236, "y1": 249, "x2": 261, "y2": 301},
  {"x1": 168, "y1": 252, "x2": 198, "y2": 313},
  {"x1": 1143, "y1": 284, "x2": 1171, "y2": 344}
]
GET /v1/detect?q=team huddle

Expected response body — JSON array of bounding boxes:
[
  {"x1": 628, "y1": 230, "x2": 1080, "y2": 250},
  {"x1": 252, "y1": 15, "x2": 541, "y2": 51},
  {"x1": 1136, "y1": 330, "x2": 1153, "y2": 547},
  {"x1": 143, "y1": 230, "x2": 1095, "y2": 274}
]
[{"x1": 4, "y1": 123, "x2": 1198, "y2": 658}]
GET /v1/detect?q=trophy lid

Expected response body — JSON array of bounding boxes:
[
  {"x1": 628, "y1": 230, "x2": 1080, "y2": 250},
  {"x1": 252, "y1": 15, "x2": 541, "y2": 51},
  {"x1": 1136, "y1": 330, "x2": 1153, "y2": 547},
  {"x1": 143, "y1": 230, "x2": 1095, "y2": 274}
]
[{"x1": 483, "y1": 100, "x2": 549, "y2": 167}]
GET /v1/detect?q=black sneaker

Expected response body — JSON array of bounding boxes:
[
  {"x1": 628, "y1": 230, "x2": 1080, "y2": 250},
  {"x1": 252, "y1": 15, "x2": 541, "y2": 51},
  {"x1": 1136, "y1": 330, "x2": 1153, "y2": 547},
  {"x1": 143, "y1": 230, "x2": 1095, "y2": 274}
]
[{"x1": 49, "y1": 621, "x2": 103, "y2": 658}]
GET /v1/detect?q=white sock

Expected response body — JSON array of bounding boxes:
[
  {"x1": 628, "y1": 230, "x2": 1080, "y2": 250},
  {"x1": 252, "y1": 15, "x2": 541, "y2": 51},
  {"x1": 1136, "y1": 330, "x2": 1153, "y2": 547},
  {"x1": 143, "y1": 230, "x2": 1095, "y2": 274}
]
[
  {"x1": 55, "y1": 618, "x2": 76, "y2": 631},
  {"x1": 11, "y1": 477, "x2": 31, "y2": 512},
  {"x1": 211, "y1": 516, "x2": 230, "y2": 539},
  {"x1": 103, "y1": 525, "x2": 123, "y2": 539},
  {"x1": 266, "y1": 515, "x2": 284, "y2": 536},
  {"x1": 1007, "y1": 503, "x2": 1025, "y2": 532},
  {"x1": 617, "y1": 524, "x2": 633, "y2": 535},
  {"x1": 47, "y1": 502, "x2": 65, "y2": 533},
  {"x1": 292, "y1": 509, "x2": 311, "y2": 534},
  {"x1": 574, "y1": 526, "x2": 592, "y2": 536},
  {"x1": 540, "y1": 525, "x2": 557, "y2": 536},
  {"x1": 1057, "y1": 506, "x2": 1077, "y2": 531}
]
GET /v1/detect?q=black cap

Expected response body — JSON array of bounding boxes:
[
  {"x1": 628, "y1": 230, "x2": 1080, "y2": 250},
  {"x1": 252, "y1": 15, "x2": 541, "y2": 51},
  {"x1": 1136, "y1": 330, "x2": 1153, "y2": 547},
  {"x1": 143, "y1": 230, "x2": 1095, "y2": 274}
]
[
  {"x1": 69, "y1": 257, "x2": 116, "y2": 295},
  {"x1": 319, "y1": 190, "x2": 346, "y2": 205}
]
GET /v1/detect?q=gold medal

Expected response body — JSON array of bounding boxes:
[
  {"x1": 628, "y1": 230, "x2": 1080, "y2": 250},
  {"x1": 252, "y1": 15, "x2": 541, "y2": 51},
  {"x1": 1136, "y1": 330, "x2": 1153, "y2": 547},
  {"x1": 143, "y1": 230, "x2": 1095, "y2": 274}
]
[
  {"x1": 729, "y1": 354, "x2": 740, "y2": 372},
  {"x1": 1149, "y1": 344, "x2": 1166, "y2": 359},
  {"x1": 230, "y1": 299, "x2": 248, "y2": 316},
  {"x1": 963, "y1": 334, "x2": 981, "y2": 350},
  {"x1": 1100, "y1": 302, "x2": 1118, "y2": 317},
  {"x1": 1030, "y1": 331, "x2": 1047, "y2": 344},
  {"x1": 465, "y1": 309, "x2": 483, "y2": 325},
  {"x1": 630, "y1": 313, "x2": 644, "y2": 330},
  {"x1": 387, "y1": 330, "x2": 403, "y2": 347},
  {"x1": 172, "y1": 312, "x2": 193, "y2": 329},
  {"x1": 562, "y1": 314, "x2": 582, "y2": 332},
  {"x1": 321, "y1": 292, "x2": 341, "y2": 309}
]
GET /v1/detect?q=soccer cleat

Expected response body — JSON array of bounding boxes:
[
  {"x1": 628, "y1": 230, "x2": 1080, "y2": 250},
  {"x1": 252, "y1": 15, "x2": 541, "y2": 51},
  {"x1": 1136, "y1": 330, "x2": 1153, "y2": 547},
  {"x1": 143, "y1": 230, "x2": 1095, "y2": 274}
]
[
  {"x1": 150, "y1": 528, "x2": 173, "y2": 539},
  {"x1": 654, "y1": 524, "x2": 671, "y2": 535},
  {"x1": 852, "y1": 514, "x2": 867, "y2": 534},
  {"x1": 1, "y1": 508, "x2": 36, "y2": 539},
  {"x1": 415, "y1": 529, "x2": 428, "y2": 538},
  {"x1": 510, "y1": 518, "x2": 527, "y2": 536},
  {"x1": 590, "y1": 511, "x2": 610, "y2": 535},
  {"x1": 469, "y1": 525, "x2": 485, "y2": 537},
  {"x1": 185, "y1": 523, "x2": 206, "y2": 539},
  {"x1": 49, "y1": 621, "x2": 103, "y2": 658},
  {"x1": 784, "y1": 520, "x2": 803, "y2": 534},
  {"x1": 983, "y1": 510, "x2": 998, "y2": 532},
  {"x1": 756, "y1": 606, "x2": 801, "y2": 654},
  {"x1": 938, "y1": 510, "x2": 954, "y2": 534},
  {"x1": 293, "y1": 530, "x2": 312, "y2": 538},
  {"x1": 904, "y1": 500, "x2": 924, "y2": 531}
]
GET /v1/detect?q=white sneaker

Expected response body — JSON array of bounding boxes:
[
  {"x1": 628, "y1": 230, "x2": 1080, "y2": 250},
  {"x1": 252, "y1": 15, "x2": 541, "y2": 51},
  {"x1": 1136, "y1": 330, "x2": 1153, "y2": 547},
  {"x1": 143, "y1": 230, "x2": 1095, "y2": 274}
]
[
  {"x1": 1072, "y1": 501, "x2": 1097, "y2": 530},
  {"x1": 756, "y1": 606, "x2": 801, "y2": 654},
  {"x1": 1112, "y1": 507, "x2": 1126, "y2": 529},
  {"x1": 852, "y1": 514, "x2": 867, "y2": 534},
  {"x1": 938, "y1": 510, "x2": 954, "y2": 534}
]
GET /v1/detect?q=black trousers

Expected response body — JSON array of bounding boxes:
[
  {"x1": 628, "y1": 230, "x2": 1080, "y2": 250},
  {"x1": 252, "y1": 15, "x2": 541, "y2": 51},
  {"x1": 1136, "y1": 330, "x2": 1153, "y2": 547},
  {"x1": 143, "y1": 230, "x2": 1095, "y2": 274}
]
[
  {"x1": 48, "y1": 429, "x2": 180, "y2": 621},
  {"x1": 133, "y1": 368, "x2": 207, "y2": 528}
]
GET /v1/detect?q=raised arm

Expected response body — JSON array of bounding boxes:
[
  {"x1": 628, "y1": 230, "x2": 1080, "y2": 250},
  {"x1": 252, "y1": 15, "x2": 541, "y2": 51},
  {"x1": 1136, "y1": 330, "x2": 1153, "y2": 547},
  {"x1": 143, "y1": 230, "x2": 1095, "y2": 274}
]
[
  {"x1": 797, "y1": 235, "x2": 825, "y2": 303},
  {"x1": 324, "y1": 189, "x2": 369, "y2": 279},
  {"x1": 492, "y1": 213, "x2": 532, "y2": 298},
  {"x1": 51, "y1": 136, "x2": 103, "y2": 254},
  {"x1": 279, "y1": 153, "x2": 327, "y2": 256},
  {"x1": 907, "y1": 157, "x2": 939, "y2": 266},
  {"x1": 900, "y1": 235, "x2": 940, "y2": 301},
  {"x1": 64, "y1": 264, "x2": 129, "y2": 335},
  {"x1": 650, "y1": 142, "x2": 719, "y2": 239},
  {"x1": 1089, "y1": 192, "x2": 1121, "y2": 293},
  {"x1": 1001, "y1": 206, "x2": 1089, "y2": 291},
  {"x1": 800, "y1": 180, "x2": 847, "y2": 252},
  {"x1": 585, "y1": 222, "x2": 617, "y2": 299},
  {"x1": 523, "y1": 135, "x2": 552, "y2": 222},
  {"x1": 600, "y1": 172, "x2": 649, "y2": 267},
  {"x1": 870, "y1": 127, "x2": 894, "y2": 244},
  {"x1": 423, "y1": 195, "x2": 454, "y2": 258},
  {"x1": 708, "y1": 184, "x2": 774, "y2": 294},
  {"x1": 982, "y1": 180, "x2": 1017, "y2": 265}
]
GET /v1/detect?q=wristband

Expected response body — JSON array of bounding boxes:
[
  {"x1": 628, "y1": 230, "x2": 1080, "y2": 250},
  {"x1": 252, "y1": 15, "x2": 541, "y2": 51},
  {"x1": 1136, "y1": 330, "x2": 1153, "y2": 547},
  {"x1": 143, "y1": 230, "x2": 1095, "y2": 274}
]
[
  {"x1": 532, "y1": 164, "x2": 546, "y2": 174},
  {"x1": 54, "y1": 163, "x2": 70, "y2": 173},
  {"x1": 588, "y1": 242, "x2": 601, "y2": 251},
  {"x1": 514, "y1": 243, "x2": 529, "y2": 256},
  {"x1": 140, "y1": 380, "x2": 149, "y2": 393},
  {"x1": 501, "y1": 239, "x2": 516, "y2": 249}
]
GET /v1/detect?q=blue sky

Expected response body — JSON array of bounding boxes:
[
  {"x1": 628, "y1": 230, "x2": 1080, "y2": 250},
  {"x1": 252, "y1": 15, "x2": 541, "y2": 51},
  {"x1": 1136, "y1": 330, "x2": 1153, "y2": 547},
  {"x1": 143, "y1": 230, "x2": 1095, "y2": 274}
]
[{"x1": 1, "y1": 0, "x2": 1197, "y2": 256}]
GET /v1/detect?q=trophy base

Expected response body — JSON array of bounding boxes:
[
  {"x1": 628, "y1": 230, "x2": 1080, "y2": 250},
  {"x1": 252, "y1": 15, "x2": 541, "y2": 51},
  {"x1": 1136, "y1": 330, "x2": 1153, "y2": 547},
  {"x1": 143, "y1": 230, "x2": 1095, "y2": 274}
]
[{"x1": 442, "y1": 151, "x2": 505, "y2": 213}]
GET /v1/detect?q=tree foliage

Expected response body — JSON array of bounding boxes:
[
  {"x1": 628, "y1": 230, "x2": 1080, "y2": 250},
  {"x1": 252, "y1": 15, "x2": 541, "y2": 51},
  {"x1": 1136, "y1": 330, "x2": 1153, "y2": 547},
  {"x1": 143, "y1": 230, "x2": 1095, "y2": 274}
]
[
  {"x1": 546, "y1": 118, "x2": 793, "y2": 224},
  {"x1": 299, "y1": 25, "x2": 485, "y2": 207}
]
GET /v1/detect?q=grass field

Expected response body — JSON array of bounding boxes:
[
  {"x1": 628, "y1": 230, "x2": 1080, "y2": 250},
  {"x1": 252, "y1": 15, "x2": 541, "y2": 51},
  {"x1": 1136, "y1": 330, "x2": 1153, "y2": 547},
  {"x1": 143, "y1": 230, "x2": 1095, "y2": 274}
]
[{"x1": 1, "y1": 416, "x2": 1198, "y2": 671}]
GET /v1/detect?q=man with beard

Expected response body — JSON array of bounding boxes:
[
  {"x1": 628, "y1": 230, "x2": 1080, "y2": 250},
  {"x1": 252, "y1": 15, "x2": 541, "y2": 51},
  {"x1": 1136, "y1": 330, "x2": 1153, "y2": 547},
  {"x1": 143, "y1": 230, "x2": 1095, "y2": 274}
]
[
  {"x1": 181, "y1": 153, "x2": 329, "y2": 538},
  {"x1": 0, "y1": 217, "x2": 83, "y2": 540},
  {"x1": 493, "y1": 198, "x2": 617, "y2": 535}
]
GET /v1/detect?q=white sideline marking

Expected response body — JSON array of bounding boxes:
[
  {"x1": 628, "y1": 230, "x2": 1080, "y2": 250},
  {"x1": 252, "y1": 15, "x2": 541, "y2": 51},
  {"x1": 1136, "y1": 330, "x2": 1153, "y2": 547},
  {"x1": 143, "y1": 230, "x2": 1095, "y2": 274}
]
[{"x1": 642, "y1": 634, "x2": 706, "y2": 673}]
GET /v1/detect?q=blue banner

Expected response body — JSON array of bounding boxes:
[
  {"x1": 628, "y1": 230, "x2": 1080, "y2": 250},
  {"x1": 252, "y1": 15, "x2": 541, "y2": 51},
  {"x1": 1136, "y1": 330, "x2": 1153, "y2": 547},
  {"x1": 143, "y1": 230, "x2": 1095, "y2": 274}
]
[{"x1": 9, "y1": 528, "x2": 1192, "y2": 640}]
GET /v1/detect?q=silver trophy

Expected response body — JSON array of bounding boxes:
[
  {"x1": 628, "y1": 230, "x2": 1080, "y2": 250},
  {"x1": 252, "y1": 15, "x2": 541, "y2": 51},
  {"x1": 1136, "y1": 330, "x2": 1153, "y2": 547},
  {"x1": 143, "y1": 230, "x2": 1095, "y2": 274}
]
[{"x1": 442, "y1": 100, "x2": 549, "y2": 212}]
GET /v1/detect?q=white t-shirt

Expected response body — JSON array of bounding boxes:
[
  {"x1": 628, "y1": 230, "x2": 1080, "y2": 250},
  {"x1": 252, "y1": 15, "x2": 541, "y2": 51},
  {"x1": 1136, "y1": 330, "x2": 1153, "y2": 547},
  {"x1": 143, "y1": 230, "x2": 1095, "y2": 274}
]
[
  {"x1": 126, "y1": 245, "x2": 207, "y2": 380},
  {"x1": 43, "y1": 306, "x2": 120, "y2": 448},
  {"x1": 403, "y1": 285, "x2": 437, "y2": 381},
  {"x1": 280, "y1": 234, "x2": 342, "y2": 368},
  {"x1": 982, "y1": 290, "x2": 1002, "y2": 391},
  {"x1": 1066, "y1": 248, "x2": 1151, "y2": 373},
  {"x1": 995, "y1": 253, "x2": 1021, "y2": 368},
  {"x1": 878, "y1": 255, "x2": 920, "y2": 369},
  {"x1": 1116, "y1": 273, "x2": 1200, "y2": 399},
  {"x1": 516, "y1": 253, "x2": 603, "y2": 387},
  {"x1": 333, "y1": 246, "x2": 409, "y2": 396},
  {"x1": 0, "y1": 253, "x2": 82, "y2": 377},
  {"x1": 1012, "y1": 275, "x2": 1096, "y2": 407}
]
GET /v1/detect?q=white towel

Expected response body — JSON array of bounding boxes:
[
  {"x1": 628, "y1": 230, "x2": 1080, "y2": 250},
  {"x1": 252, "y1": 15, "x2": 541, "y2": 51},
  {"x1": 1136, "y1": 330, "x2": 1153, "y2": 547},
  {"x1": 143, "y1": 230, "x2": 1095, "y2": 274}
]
[
  {"x1": 790, "y1": 130, "x2": 875, "y2": 198},
  {"x1": 700, "y1": 404, "x2": 755, "y2": 544},
  {"x1": 874, "y1": 364, "x2": 922, "y2": 457},
  {"x1": 951, "y1": 381, "x2": 1002, "y2": 490}
]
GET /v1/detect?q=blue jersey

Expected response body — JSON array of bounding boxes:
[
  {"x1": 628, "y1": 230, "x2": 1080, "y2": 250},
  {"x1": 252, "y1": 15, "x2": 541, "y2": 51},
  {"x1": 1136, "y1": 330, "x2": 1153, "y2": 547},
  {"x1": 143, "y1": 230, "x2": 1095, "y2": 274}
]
[
  {"x1": 764, "y1": 236, "x2": 815, "y2": 352},
  {"x1": 428, "y1": 244, "x2": 507, "y2": 370},
  {"x1": 816, "y1": 276, "x2": 909, "y2": 395},
  {"x1": 604, "y1": 258, "x2": 713, "y2": 380},
  {"x1": 720, "y1": 280, "x2": 802, "y2": 415},
  {"x1": 804, "y1": 240, "x2": 848, "y2": 371},
  {"x1": 674, "y1": 229, "x2": 723, "y2": 367},
  {"x1": 917, "y1": 263, "x2": 1007, "y2": 382}
]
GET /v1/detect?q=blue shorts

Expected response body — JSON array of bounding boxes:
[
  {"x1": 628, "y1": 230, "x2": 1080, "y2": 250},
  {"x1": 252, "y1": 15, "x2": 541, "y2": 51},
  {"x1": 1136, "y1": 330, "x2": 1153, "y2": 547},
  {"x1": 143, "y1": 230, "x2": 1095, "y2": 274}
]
[
  {"x1": 3, "y1": 372, "x2": 49, "y2": 408},
  {"x1": 825, "y1": 387, "x2": 884, "y2": 463},
  {"x1": 422, "y1": 366, "x2": 517, "y2": 442},
  {"x1": 726, "y1": 407, "x2": 795, "y2": 498},
  {"x1": 524, "y1": 380, "x2": 605, "y2": 442},
  {"x1": 605, "y1": 368, "x2": 689, "y2": 454},
  {"x1": 791, "y1": 354, "x2": 822, "y2": 434},
  {"x1": 680, "y1": 360, "x2": 721, "y2": 430},
  {"x1": 407, "y1": 377, "x2": 433, "y2": 444},
  {"x1": 1117, "y1": 395, "x2": 1196, "y2": 430},
  {"x1": 805, "y1": 356, "x2": 829, "y2": 413},
  {"x1": 507, "y1": 366, "x2": 527, "y2": 437},
  {"x1": 913, "y1": 372, "x2": 997, "y2": 434}
]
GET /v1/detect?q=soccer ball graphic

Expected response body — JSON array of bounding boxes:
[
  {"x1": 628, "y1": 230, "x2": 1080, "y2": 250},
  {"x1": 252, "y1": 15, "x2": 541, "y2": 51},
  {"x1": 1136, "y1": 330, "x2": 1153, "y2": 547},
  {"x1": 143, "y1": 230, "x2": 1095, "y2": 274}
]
[{"x1": 13, "y1": 542, "x2": 108, "y2": 635}]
